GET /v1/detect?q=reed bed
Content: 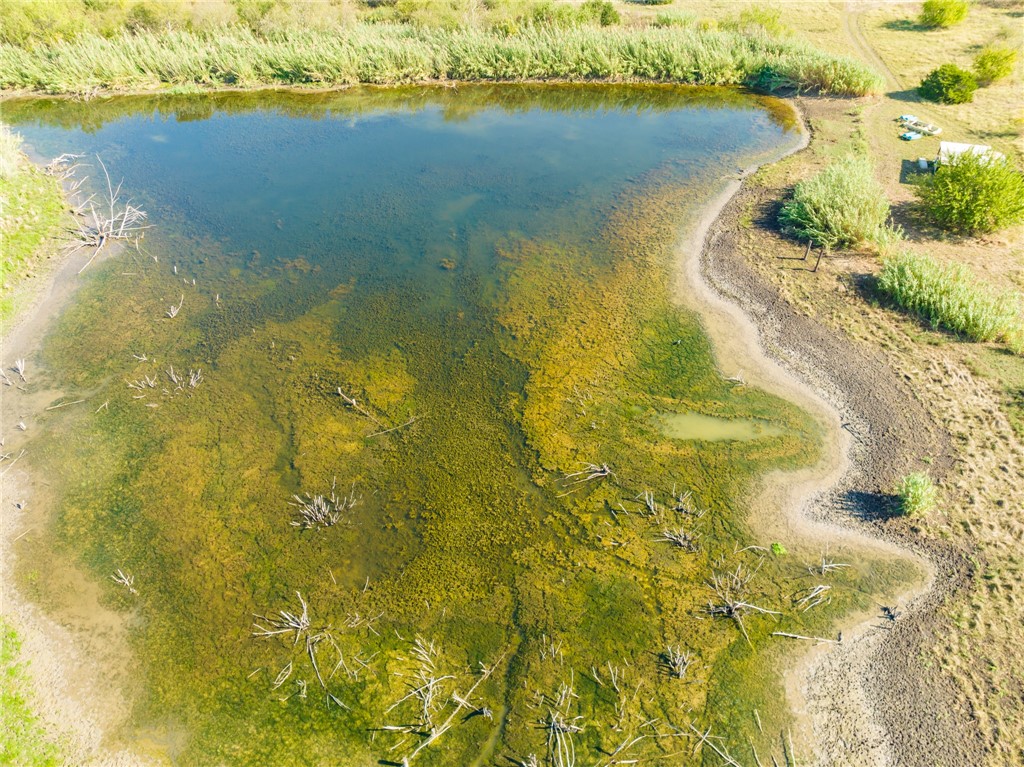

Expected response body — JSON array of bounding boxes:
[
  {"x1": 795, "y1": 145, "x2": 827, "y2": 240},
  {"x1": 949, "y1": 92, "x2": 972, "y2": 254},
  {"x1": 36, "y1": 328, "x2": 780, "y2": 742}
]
[
  {"x1": 0, "y1": 24, "x2": 883, "y2": 96},
  {"x1": 878, "y1": 251, "x2": 1023, "y2": 350}
]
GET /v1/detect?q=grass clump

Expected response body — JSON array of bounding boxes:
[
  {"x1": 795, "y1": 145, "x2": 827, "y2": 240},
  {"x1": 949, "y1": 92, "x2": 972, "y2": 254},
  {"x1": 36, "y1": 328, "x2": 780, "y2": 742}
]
[
  {"x1": 778, "y1": 154, "x2": 898, "y2": 250},
  {"x1": 973, "y1": 44, "x2": 1017, "y2": 85},
  {"x1": 915, "y1": 152, "x2": 1024, "y2": 234},
  {"x1": 1, "y1": 621, "x2": 61, "y2": 766},
  {"x1": 877, "y1": 251, "x2": 1022, "y2": 348},
  {"x1": 0, "y1": 123, "x2": 23, "y2": 179},
  {"x1": 895, "y1": 472, "x2": 938, "y2": 517},
  {"x1": 0, "y1": 124, "x2": 68, "y2": 320},
  {"x1": 918, "y1": 63, "x2": 978, "y2": 104},
  {"x1": 919, "y1": 0, "x2": 970, "y2": 29},
  {"x1": 0, "y1": 24, "x2": 884, "y2": 96}
]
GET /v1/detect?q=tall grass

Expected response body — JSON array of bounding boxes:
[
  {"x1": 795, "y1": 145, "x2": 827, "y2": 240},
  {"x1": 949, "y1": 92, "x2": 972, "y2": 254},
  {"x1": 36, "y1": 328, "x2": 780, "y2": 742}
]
[
  {"x1": 0, "y1": 123, "x2": 23, "y2": 179},
  {"x1": 778, "y1": 154, "x2": 899, "y2": 249},
  {"x1": 0, "y1": 24, "x2": 884, "y2": 96},
  {"x1": 877, "y1": 251, "x2": 1023, "y2": 351}
]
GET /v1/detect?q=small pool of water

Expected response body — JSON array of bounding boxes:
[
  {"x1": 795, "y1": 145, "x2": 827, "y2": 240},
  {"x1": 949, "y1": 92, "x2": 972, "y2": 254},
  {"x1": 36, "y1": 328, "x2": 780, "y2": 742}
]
[{"x1": 659, "y1": 411, "x2": 786, "y2": 442}]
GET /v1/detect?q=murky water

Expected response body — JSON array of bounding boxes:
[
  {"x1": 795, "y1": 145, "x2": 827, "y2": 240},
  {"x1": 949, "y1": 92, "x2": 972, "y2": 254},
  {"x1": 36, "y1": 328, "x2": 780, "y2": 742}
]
[
  {"x1": 658, "y1": 411, "x2": 786, "y2": 442},
  {"x1": 4, "y1": 86, "x2": 907, "y2": 765}
]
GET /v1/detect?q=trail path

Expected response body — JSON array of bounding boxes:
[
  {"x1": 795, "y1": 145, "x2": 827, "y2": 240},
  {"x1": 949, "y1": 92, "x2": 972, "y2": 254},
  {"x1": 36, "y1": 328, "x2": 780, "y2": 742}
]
[
  {"x1": 842, "y1": 1, "x2": 904, "y2": 92},
  {"x1": 778, "y1": 5, "x2": 988, "y2": 766}
]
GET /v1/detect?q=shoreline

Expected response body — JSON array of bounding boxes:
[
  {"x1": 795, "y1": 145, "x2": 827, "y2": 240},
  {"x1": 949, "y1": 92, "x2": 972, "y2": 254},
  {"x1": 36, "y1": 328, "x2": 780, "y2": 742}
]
[
  {"x1": 0, "y1": 176, "x2": 148, "y2": 764},
  {"x1": 672, "y1": 102, "x2": 932, "y2": 763},
  {"x1": 684, "y1": 96, "x2": 977, "y2": 764},
  {"x1": 1, "y1": 92, "x2": 946, "y2": 766}
]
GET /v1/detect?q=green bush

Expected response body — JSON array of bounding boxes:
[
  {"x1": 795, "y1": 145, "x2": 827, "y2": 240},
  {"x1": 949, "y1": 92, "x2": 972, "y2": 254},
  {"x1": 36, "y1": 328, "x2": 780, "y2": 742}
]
[
  {"x1": 973, "y1": 44, "x2": 1017, "y2": 85},
  {"x1": 919, "y1": 0, "x2": 970, "y2": 29},
  {"x1": 877, "y1": 251, "x2": 1022, "y2": 346},
  {"x1": 895, "y1": 472, "x2": 938, "y2": 517},
  {"x1": 918, "y1": 63, "x2": 978, "y2": 103},
  {"x1": 0, "y1": 0, "x2": 86, "y2": 45},
  {"x1": 529, "y1": 0, "x2": 618, "y2": 27},
  {"x1": 126, "y1": 0, "x2": 189, "y2": 32},
  {"x1": 652, "y1": 11, "x2": 696, "y2": 28},
  {"x1": 916, "y1": 152, "x2": 1024, "y2": 233},
  {"x1": 628, "y1": 0, "x2": 674, "y2": 5},
  {"x1": 736, "y1": 5, "x2": 787, "y2": 37},
  {"x1": 580, "y1": 0, "x2": 619, "y2": 26},
  {"x1": 778, "y1": 155, "x2": 898, "y2": 249}
]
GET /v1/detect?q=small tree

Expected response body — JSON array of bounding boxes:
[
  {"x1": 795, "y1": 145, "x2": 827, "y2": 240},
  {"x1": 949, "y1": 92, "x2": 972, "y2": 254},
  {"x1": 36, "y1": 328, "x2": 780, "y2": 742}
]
[
  {"x1": 918, "y1": 64, "x2": 978, "y2": 103},
  {"x1": 896, "y1": 472, "x2": 937, "y2": 517},
  {"x1": 973, "y1": 45, "x2": 1017, "y2": 85},
  {"x1": 916, "y1": 152, "x2": 1024, "y2": 234},
  {"x1": 919, "y1": 0, "x2": 970, "y2": 29},
  {"x1": 581, "y1": 0, "x2": 620, "y2": 26},
  {"x1": 778, "y1": 155, "x2": 898, "y2": 249}
]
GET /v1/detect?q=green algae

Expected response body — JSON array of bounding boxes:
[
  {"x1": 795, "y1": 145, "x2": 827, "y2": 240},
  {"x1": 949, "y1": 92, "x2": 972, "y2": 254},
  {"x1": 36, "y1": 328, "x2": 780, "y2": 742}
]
[{"x1": 7, "y1": 87, "x2": 916, "y2": 765}]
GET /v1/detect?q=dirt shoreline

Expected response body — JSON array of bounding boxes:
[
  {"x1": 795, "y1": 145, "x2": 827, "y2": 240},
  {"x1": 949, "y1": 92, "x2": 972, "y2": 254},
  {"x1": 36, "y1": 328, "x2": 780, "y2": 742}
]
[
  {"x1": 684, "y1": 96, "x2": 982, "y2": 765},
  {"x1": 0, "y1": 204, "x2": 150, "y2": 764}
]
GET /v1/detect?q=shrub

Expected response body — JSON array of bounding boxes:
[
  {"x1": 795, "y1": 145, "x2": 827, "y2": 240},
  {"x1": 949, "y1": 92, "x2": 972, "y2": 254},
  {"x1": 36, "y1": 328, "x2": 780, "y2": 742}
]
[
  {"x1": 877, "y1": 251, "x2": 1022, "y2": 345},
  {"x1": 125, "y1": 0, "x2": 189, "y2": 32},
  {"x1": 529, "y1": 0, "x2": 618, "y2": 27},
  {"x1": 232, "y1": 0, "x2": 275, "y2": 32},
  {"x1": 895, "y1": 472, "x2": 938, "y2": 517},
  {"x1": 736, "y1": 5, "x2": 787, "y2": 37},
  {"x1": 652, "y1": 11, "x2": 696, "y2": 28},
  {"x1": 918, "y1": 63, "x2": 978, "y2": 103},
  {"x1": 916, "y1": 152, "x2": 1024, "y2": 234},
  {"x1": 0, "y1": 0, "x2": 85, "y2": 46},
  {"x1": 919, "y1": 0, "x2": 970, "y2": 29},
  {"x1": 778, "y1": 155, "x2": 898, "y2": 249},
  {"x1": 770, "y1": 542, "x2": 787, "y2": 556},
  {"x1": 628, "y1": 0, "x2": 674, "y2": 5},
  {"x1": 973, "y1": 44, "x2": 1017, "y2": 85},
  {"x1": 580, "y1": 0, "x2": 619, "y2": 26}
]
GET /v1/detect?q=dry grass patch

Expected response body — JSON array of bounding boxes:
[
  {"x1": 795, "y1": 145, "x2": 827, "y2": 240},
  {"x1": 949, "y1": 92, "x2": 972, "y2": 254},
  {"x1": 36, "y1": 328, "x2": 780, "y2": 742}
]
[{"x1": 864, "y1": 2, "x2": 1023, "y2": 158}]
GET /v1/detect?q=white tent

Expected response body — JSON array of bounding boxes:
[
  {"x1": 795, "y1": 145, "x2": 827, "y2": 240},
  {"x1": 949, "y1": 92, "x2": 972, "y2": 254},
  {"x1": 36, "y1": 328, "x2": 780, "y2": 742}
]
[{"x1": 937, "y1": 141, "x2": 1005, "y2": 165}]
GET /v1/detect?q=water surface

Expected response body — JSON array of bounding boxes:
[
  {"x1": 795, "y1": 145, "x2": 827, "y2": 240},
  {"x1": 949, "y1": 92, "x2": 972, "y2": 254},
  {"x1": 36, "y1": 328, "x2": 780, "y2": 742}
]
[{"x1": 6, "y1": 86, "x2": 890, "y2": 766}]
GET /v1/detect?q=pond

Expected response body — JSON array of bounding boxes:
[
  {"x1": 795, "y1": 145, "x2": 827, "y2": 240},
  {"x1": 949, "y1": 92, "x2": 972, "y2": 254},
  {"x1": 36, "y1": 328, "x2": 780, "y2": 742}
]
[{"x1": 5, "y1": 85, "x2": 893, "y2": 766}]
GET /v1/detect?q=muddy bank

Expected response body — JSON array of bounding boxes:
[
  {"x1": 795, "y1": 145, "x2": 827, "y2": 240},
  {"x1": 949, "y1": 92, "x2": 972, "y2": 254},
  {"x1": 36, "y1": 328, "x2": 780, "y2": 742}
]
[
  {"x1": 0, "y1": 193, "x2": 152, "y2": 764},
  {"x1": 689, "y1": 96, "x2": 982, "y2": 765}
]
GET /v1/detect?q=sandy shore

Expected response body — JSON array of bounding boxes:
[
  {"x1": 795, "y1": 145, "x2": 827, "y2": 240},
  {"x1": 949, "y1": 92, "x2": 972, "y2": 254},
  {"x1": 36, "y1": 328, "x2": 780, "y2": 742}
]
[{"x1": 1, "y1": 215, "x2": 154, "y2": 764}]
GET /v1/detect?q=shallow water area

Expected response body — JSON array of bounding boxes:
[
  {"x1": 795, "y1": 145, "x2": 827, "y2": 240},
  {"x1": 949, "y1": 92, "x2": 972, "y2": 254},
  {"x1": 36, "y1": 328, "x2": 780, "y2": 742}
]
[
  {"x1": 2, "y1": 85, "x2": 913, "y2": 766},
  {"x1": 658, "y1": 411, "x2": 786, "y2": 442}
]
